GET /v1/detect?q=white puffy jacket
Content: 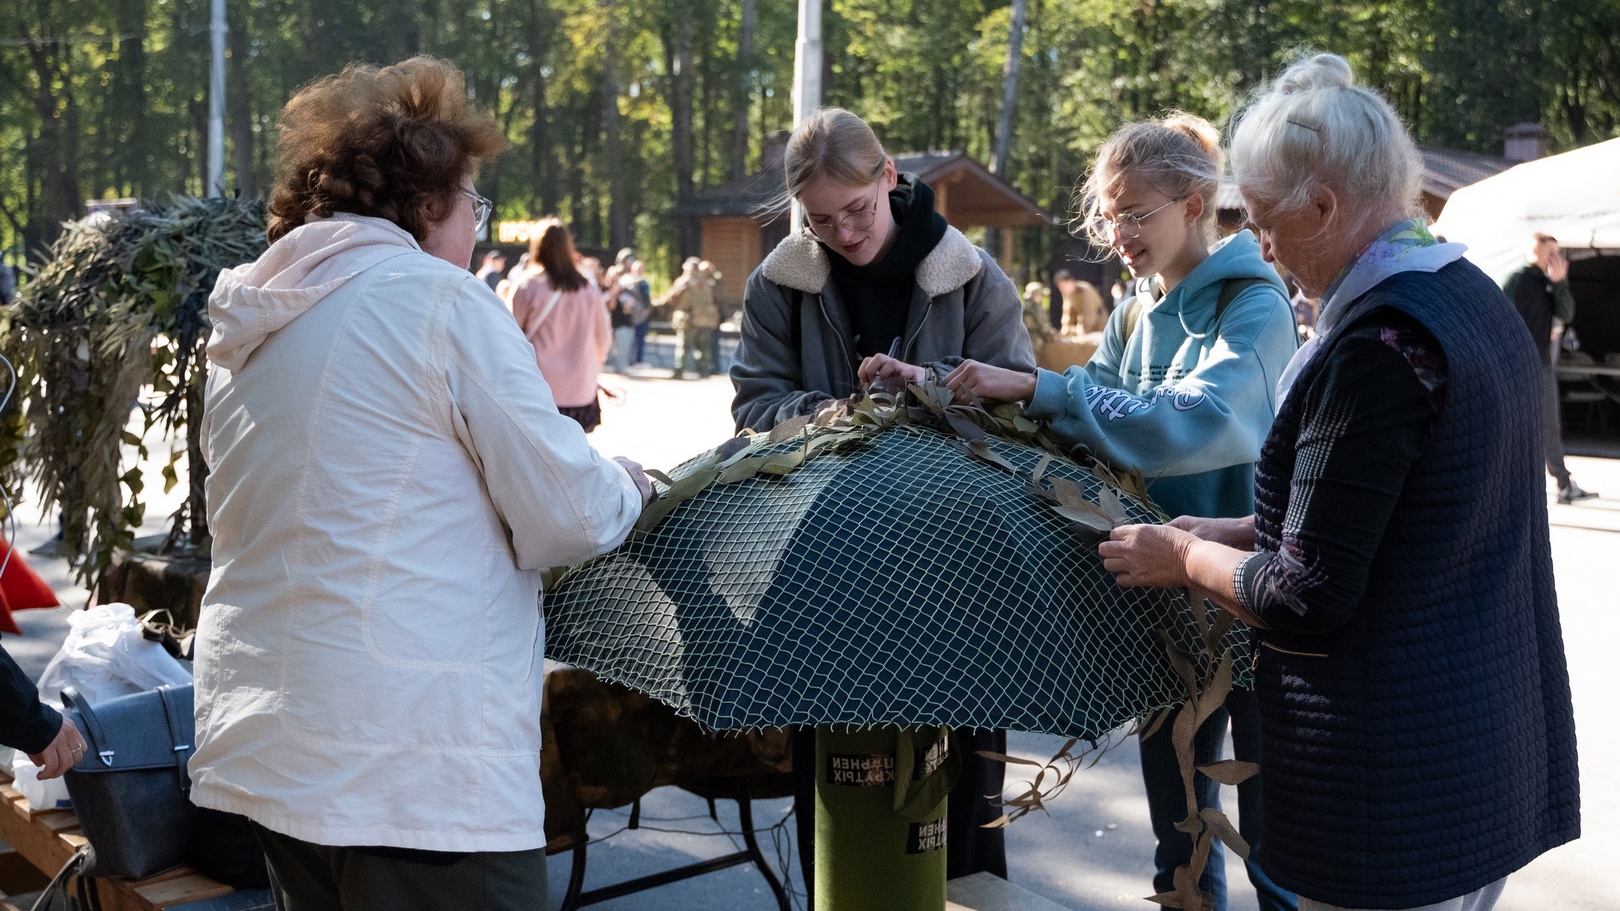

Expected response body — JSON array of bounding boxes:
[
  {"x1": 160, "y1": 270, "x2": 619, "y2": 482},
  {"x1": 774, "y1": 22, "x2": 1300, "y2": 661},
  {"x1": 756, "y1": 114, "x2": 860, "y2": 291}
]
[{"x1": 190, "y1": 215, "x2": 642, "y2": 851}]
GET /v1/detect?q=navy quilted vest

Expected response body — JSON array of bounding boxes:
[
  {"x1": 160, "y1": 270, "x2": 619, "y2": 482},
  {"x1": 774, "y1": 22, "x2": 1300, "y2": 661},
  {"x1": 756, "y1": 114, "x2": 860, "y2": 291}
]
[{"x1": 1250, "y1": 260, "x2": 1579, "y2": 907}]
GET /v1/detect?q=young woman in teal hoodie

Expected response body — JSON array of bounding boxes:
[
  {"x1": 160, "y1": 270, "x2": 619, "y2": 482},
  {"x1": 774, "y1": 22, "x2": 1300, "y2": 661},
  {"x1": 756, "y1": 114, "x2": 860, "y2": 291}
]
[{"x1": 864, "y1": 113, "x2": 1299, "y2": 911}]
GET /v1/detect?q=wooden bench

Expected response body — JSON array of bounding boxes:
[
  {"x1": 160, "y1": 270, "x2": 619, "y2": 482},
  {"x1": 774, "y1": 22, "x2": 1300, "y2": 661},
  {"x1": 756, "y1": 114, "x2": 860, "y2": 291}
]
[{"x1": 0, "y1": 769, "x2": 241, "y2": 911}]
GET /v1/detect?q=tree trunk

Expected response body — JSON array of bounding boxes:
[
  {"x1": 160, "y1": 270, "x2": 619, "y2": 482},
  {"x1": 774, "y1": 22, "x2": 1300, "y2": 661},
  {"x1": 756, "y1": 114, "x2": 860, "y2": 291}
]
[
  {"x1": 601, "y1": 0, "x2": 631, "y2": 251},
  {"x1": 697, "y1": 27, "x2": 713, "y2": 191},
  {"x1": 577, "y1": 97, "x2": 601, "y2": 245},
  {"x1": 23, "y1": 33, "x2": 79, "y2": 244},
  {"x1": 992, "y1": 0, "x2": 1026, "y2": 178},
  {"x1": 730, "y1": 0, "x2": 755, "y2": 180},
  {"x1": 227, "y1": 0, "x2": 257, "y2": 198},
  {"x1": 385, "y1": 0, "x2": 420, "y2": 63},
  {"x1": 527, "y1": 0, "x2": 556, "y2": 215},
  {"x1": 667, "y1": 1, "x2": 699, "y2": 258},
  {"x1": 986, "y1": 0, "x2": 1027, "y2": 264},
  {"x1": 113, "y1": 0, "x2": 149, "y2": 196}
]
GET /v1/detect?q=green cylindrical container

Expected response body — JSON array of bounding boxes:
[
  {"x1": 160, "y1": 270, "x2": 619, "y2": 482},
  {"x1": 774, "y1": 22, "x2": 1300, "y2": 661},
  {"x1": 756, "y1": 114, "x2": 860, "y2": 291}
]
[{"x1": 815, "y1": 725, "x2": 954, "y2": 911}]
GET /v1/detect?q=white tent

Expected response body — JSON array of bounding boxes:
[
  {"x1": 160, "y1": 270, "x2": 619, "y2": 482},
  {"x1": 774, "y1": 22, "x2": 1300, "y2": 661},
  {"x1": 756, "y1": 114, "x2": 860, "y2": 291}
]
[{"x1": 1432, "y1": 138, "x2": 1620, "y2": 282}]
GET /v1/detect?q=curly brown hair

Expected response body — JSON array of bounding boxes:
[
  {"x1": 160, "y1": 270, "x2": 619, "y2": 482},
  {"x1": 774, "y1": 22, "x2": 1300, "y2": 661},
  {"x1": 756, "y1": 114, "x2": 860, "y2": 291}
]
[{"x1": 267, "y1": 56, "x2": 506, "y2": 243}]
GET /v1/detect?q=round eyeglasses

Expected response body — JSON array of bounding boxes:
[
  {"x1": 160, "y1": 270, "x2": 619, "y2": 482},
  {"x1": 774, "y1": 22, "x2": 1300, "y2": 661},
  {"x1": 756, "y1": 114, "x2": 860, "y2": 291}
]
[
  {"x1": 461, "y1": 189, "x2": 494, "y2": 234},
  {"x1": 1087, "y1": 197, "x2": 1184, "y2": 240},
  {"x1": 806, "y1": 187, "x2": 881, "y2": 239}
]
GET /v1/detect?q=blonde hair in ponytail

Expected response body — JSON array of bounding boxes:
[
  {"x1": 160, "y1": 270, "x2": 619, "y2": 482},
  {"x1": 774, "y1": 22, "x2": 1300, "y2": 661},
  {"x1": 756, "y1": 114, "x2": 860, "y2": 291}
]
[
  {"x1": 1077, "y1": 112, "x2": 1224, "y2": 248},
  {"x1": 766, "y1": 108, "x2": 890, "y2": 216}
]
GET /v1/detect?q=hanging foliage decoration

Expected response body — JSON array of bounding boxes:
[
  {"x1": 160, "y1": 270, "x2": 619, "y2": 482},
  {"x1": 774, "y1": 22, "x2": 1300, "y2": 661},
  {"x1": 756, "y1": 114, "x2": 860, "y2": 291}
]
[{"x1": 0, "y1": 196, "x2": 268, "y2": 589}]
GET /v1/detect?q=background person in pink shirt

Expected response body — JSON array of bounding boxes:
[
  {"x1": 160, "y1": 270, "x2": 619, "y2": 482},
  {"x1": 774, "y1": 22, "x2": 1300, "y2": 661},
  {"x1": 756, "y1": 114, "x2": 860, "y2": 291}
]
[{"x1": 510, "y1": 219, "x2": 614, "y2": 431}]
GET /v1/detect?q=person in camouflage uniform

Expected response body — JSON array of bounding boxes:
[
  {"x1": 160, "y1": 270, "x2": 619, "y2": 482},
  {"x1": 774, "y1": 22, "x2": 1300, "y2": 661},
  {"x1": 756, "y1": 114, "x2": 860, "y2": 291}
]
[{"x1": 666, "y1": 257, "x2": 725, "y2": 378}]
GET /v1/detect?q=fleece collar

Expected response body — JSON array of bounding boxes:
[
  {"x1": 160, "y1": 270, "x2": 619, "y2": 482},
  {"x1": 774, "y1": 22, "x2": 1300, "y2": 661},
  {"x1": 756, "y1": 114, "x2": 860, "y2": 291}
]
[{"x1": 761, "y1": 223, "x2": 983, "y2": 297}]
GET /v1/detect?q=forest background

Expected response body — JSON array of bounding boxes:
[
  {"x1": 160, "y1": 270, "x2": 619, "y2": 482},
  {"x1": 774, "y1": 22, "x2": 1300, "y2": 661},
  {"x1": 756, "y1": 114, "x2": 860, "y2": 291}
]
[{"x1": 4, "y1": 0, "x2": 1620, "y2": 285}]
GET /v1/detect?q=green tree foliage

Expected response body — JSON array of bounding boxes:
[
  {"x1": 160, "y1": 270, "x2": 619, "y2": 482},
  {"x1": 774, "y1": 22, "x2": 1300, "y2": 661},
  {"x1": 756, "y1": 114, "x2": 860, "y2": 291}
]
[{"x1": 3, "y1": 0, "x2": 1618, "y2": 274}]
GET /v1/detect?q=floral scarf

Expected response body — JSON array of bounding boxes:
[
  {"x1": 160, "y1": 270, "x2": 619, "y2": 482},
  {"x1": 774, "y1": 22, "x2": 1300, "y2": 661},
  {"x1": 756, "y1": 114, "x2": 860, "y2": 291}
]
[{"x1": 1276, "y1": 218, "x2": 1468, "y2": 403}]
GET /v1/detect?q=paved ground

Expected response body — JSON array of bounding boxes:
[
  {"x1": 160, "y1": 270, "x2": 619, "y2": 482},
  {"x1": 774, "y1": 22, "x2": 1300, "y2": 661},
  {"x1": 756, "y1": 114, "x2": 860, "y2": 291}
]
[{"x1": 5, "y1": 368, "x2": 1617, "y2": 910}]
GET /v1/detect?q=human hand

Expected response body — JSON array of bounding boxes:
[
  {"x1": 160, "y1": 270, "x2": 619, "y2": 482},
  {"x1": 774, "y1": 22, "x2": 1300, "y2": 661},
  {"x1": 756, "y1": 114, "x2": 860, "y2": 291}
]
[
  {"x1": 29, "y1": 718, "x2": 87, "y2": 781},
  {"x1": 857, "y1": 353, "x2": 926, "y2": 388},
  {"x1": 1167, "y1": 515, "x2": 1255, "y2": 551},
  {"x1": 1098, "y1": 524, "x2": 1196, "y2": 588},
  {"x1": 1546, "y1": 248, "x2": 1569, "y2": 283},
  {"x1": 943, "y1": 360, "x2": 1037, "y2": 403},
  {"x1": 613, "y1": 456, "x2": 655, "y2": 505}
]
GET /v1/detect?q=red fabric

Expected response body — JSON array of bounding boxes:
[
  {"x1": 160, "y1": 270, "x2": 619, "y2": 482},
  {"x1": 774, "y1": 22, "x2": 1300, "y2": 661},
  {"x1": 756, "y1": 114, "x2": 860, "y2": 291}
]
[{"x1": 0, "y1": 542, "x2": 60, "y2": 635}]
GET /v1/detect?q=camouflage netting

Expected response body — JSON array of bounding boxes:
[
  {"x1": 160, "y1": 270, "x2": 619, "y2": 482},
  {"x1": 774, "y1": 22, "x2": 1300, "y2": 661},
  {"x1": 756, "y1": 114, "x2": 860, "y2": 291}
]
[{"x1": 545, "y1": 389, "x2": 1249, "y2": 739}]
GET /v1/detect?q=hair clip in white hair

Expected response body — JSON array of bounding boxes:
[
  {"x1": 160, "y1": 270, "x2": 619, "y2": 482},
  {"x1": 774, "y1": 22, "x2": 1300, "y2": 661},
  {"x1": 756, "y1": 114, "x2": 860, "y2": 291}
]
[{"x1": 1286, "y1": 119, "x2": 1322, "y2": 134}]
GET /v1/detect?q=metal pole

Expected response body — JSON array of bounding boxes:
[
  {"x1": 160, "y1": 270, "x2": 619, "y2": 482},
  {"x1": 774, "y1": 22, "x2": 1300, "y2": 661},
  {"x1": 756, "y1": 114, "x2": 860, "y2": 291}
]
[
  {"x1": 207, "y1": 0, "x2": 227, "y2": 197},
  {"x1": 789, "y1": 0, "x2": 821, "y2": 230}
]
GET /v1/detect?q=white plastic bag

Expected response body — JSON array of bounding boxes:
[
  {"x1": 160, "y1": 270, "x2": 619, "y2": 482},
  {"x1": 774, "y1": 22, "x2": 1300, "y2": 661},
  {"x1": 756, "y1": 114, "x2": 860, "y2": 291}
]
[
  {"x1": 11, "y1": 752, "x2": 72, "y2": 810},
  {"x1": 37, "y1": 603, "x2": 192, "y2": 707}
]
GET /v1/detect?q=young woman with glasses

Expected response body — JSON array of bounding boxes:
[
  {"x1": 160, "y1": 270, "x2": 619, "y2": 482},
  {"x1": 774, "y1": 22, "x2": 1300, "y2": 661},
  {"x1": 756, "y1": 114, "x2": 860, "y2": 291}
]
[
  {"x1": 728, "y1": 107, "x2": 1035, "y2": 903},
  {"x1": 866, "y1": 113, "x2": 1301, "y2": 911},
  {"x1": 730, "y1": 107, "x2": 1034, "y2": 431}
]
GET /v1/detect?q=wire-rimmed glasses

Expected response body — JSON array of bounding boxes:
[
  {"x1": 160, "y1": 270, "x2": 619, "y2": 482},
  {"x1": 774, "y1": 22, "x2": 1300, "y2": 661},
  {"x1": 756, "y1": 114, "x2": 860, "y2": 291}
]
[
  {"x1": 1087, "y1": 197, "x2": 1184, "y2": 240},
  {"x1": 461, "y1": 189, "x2": 494, "y2": 234},
  {"x1": 806, "y1": 187, "x2": 881, "y2": 239}
]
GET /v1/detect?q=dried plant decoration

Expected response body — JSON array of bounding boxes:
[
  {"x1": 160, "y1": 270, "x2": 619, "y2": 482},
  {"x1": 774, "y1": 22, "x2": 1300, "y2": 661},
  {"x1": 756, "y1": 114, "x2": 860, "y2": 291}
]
[{"x1": 0, "y1": 197, "x2": 268, "y2": 588}]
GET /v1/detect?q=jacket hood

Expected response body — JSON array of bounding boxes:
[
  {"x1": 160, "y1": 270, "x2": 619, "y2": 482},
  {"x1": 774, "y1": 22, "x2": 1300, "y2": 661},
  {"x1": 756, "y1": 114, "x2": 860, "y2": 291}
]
[
  {"x1": 761, "y1": 221, "x2": 983, "y2": 298},
  {"x1": 1158, "y1": 230, "x2": 1284, "y2": 315},
  {"x1": 207, "y1": 214, "x2": 421, "y2": 372}
]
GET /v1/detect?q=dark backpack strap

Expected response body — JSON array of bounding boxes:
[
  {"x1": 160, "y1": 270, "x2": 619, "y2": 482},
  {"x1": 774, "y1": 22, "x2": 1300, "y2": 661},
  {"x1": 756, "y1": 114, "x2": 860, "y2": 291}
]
[
  {"x1": 1214, "y1": 276, "x2": 1269, "y2": 327},
  {"x1": 1120, "y1": 295, "x2": 1144, "y2": 352}
]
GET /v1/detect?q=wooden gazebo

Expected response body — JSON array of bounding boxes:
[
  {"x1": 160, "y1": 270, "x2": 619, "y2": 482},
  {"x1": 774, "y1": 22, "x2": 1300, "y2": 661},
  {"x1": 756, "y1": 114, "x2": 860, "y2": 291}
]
[{"x1": 673, "y1": 151, "x2": 1050, "y2": 305}]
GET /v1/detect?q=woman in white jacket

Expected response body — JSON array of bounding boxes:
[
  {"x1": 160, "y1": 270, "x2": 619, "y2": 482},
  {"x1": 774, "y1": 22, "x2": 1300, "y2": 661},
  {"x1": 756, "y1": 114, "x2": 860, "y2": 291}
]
[{"x1": 191, "y1": 57, "x2": 650, "y2": 910}]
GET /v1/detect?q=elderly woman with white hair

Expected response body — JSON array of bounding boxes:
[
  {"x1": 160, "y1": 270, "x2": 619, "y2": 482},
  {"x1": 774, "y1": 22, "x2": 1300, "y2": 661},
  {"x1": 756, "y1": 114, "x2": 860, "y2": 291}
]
[{"x1": 1098, "y1": 53, "x2": 1579, "y2": 911}]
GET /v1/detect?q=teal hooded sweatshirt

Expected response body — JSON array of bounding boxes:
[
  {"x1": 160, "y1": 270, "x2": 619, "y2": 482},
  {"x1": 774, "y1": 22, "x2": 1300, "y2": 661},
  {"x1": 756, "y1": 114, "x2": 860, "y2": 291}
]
[{"x1": 1026, "y1": 231, "x2": 1297, "y2": 519}]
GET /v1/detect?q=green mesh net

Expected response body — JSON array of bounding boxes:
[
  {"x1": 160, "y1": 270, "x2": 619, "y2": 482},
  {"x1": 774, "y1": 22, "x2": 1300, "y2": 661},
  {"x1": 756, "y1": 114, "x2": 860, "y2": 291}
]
[{"x1": 545, "y1": 410, "x2": 1246, "y2": 739}]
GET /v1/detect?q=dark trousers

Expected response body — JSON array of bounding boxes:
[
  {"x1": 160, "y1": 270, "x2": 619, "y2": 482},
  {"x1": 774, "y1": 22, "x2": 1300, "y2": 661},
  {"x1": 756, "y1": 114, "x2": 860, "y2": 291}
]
[
  {"x1": 1138, "y1": 688, "x2": 1295, "y2": 911},
  {"x1": 1541, "y1": 352, "x2": 1572, "y2": 486},
  {"x1": 252, "y1": 823, "x2": 549, "y2": 911},
  {"x1": 633, "y1": 320, "x2": 650, "y2": 364},
  {"x1": 792, "y1": 726, "x2": 1007, "y2": 908}
]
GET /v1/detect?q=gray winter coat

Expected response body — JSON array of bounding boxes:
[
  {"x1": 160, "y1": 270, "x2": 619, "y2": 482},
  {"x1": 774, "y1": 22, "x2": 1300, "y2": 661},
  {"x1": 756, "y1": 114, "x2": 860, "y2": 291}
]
[{"x1": 730, "y1": 226, "x2": 1035, "y2": 432}]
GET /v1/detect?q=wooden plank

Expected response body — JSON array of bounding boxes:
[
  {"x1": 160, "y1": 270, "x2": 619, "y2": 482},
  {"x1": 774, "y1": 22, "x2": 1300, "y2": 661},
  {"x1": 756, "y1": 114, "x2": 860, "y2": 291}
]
[
  {"x1": 96, "y1": 879, "x2": 161, "y2": 911},
  {"x1": 131, "y1": 866, "x2": 197, "y2": 886},
  {"x1": 35, "y1": 810, "x2": 80, "y2": 833},
  {"x1": 0, "y1": 844, "x2": 51, "y2": 895},
  {"x1": 133, "y1": 872, "x2": 234, "y2": 908},
  {"x1": 0, "y1": 769, "x2": 237, "y2": 911},
  {"x1": 0, "y1": 787, "x2": 77, "y2": 875},
  {"x1": 0, "y1": 782, "x2": 66, "y2": 819}
]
